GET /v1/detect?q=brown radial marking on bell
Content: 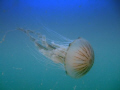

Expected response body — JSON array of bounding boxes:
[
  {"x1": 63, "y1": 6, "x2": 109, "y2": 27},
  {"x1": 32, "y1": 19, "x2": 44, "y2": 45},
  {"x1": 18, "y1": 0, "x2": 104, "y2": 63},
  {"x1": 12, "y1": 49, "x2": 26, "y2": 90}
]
[
  {"x1": 81, "y1": 45, "x2": 87, "y2": 53},
  {"x1": 74, "y1": 55, "x2": 86, "y2": 61},
  {"x1": 74, "y1": 65, "x2": 88, "y2": 72},
  {"x1": 80, "y1": 67, "x2": 87, "y2": 73},
  {"x1": 85, "y1": 44, "x2": 92, "y2": 58},
  {"x1": 73, "y1": 64, "x2": 86, "y2": 70},
  {"x1": 73, "y1": 63, "x2": 87, "y2": 67},
  {"x1": 81, "y1": 46, "x2": 89, "y2": 58},
  {"x1": 74, "y1": 66, "x2": 88, "y2": 76},
  {"x1": 81, "y1": 67, "x2": 91, "y2": 76},
  {"x1": 74, "y1": 65, "x2": 88, "y2": 77},
  {"x1": 73, "y1": 63, "x2": 88, "y2": 69},
  {"x1": 77, "y1": 50, "x2": 87, "y2": 57},
  {"x1": 77, "y1": 50, "x2": 88, "y2": 59},
  {"x1": 86, "y1": 43, "x2": 94, "y2": 57},
  {"x1": 79, "y1": 69, "x2": 89, "y2": 77},
  {"x1": 83, "y1": 43, "x2": 91, "y2": 57},
  {"x1": 81, "y1": 67, "x2": 90, "y2": 75}
]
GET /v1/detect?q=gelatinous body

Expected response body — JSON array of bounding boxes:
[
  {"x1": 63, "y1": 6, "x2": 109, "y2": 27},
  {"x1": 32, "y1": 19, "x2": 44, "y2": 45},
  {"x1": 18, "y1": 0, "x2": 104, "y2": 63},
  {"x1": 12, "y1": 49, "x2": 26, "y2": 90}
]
[
  {"x1": 18, "y1": 28, "x2": 94, "y2": 78},
  {"x1": 65, "y1": 38, "x2": 94, "y2": 78}
]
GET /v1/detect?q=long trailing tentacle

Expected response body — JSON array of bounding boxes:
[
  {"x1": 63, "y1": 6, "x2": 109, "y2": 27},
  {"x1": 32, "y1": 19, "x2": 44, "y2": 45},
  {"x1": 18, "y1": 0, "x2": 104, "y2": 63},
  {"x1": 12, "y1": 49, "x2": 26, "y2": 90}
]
[
  {"x1": 0, "y1": 30, "x2": 17, "y2": 44},
  {"x1": 17, "y1": 28, "x2": 58, "y2": 51}
]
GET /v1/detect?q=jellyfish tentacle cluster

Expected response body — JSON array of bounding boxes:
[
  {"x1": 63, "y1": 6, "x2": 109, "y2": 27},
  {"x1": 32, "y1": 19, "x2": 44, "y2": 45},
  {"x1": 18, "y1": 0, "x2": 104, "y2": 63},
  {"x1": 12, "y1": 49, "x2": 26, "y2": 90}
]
[
  {"x1": 18, "y1": 28, "x2": 67, "y2": 64},
  {"x1": 18, "y1": 28, "x2": 94, "y2": 79}
]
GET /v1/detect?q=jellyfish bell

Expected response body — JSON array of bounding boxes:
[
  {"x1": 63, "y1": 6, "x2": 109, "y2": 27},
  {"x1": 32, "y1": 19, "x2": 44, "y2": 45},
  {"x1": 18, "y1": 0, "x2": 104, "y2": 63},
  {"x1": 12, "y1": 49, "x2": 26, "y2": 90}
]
[
  {"x1": 65, "y1": 38, "x2": 94, "y2": 78},
  {"x1": 18, "y1": 28, "x2": 94, "y2": 79}
]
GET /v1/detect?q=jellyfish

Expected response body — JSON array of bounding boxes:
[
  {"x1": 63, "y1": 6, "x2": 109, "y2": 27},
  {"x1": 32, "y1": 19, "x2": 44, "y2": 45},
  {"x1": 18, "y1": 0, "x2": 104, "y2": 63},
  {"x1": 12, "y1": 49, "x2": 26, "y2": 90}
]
[{"x1": 18, "y1": 28, "x2": 94, "y2": 79}]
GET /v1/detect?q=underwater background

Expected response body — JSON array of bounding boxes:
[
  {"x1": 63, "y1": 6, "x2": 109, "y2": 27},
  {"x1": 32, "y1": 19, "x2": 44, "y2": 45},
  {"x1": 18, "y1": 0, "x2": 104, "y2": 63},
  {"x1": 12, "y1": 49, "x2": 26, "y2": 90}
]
[{"x1": 0, "y1": 0, "x2": 120, "y2": 90}]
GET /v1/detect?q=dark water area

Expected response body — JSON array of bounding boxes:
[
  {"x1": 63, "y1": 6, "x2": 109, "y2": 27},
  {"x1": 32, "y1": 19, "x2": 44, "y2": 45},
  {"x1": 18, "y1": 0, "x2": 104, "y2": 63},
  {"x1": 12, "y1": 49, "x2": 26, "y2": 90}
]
[{"x1": 0, "y1": 0, "x2": 120, "y2": 90}]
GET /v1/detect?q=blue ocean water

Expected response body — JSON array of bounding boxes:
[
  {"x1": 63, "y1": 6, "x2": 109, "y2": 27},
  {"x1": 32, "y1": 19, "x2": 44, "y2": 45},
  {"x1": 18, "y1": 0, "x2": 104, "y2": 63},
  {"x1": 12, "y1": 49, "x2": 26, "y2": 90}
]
[{"x1": 0, "y1": 0, "x2": 120, "y2": 90}]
